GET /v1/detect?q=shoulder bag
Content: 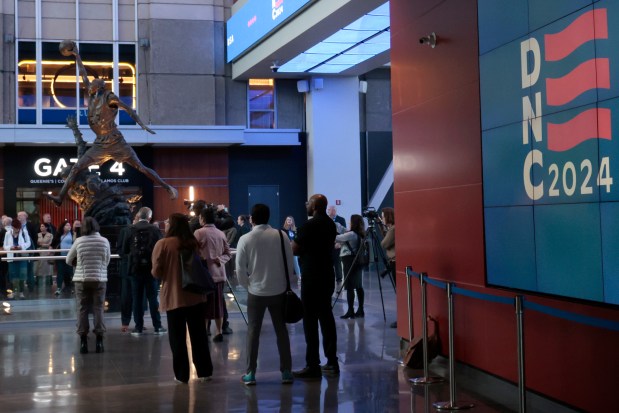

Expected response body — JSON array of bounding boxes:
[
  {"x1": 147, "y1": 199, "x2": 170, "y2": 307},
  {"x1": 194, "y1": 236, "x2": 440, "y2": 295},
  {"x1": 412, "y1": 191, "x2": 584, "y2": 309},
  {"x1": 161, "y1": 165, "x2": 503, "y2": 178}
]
[
  {"x1": 278, "y1": 230, "x2": 303, "y2": 323},
  {"x1": 181, "y1": 250, "x2": 216, "y2": 295}
]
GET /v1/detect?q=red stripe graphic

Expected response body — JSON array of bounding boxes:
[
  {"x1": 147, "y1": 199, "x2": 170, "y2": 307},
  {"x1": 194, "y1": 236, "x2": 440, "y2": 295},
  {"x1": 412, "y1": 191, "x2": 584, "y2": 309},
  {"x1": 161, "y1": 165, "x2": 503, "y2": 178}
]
[
  {"x1": 546, "y1": 58, "x2": 609, "y2": 106},
  {"x1": 544, "y1": 9, "x2": 608, "y2": 62},
  {"x1": 547, "y1": 108, "x2": 611, "y2": 152}
]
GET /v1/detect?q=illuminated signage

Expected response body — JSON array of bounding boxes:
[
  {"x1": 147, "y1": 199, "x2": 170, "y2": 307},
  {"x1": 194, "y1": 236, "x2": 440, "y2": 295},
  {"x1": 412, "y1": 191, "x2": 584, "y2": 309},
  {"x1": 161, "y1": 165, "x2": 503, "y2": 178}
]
[
  {"x1": 33, "y1": 158, "x2": 125, "y2": 179},
  {"x1": 480, "y1": 1, "x2": 619, "y2": 305},
  {"x1": 226, "y1": 0, "x2": 312, "y2": 62}
]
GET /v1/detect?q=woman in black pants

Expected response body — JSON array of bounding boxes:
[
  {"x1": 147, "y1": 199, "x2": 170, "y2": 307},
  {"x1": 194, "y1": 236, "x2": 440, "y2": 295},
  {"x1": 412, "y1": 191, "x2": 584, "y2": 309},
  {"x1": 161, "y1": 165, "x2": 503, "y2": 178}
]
[{"x1": 151, "y1": 213, "x2": 213, "y2": 383}]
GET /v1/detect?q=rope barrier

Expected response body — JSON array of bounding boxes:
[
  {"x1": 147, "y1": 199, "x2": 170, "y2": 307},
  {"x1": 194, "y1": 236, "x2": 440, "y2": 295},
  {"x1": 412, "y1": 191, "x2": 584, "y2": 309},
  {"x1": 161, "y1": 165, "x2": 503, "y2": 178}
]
[
  {"x1": 452, "y1": 286, "x2": 513, "y2": 305},
  {"x1": 523, "y1": 299, "x2": 619, "y2": 332}
]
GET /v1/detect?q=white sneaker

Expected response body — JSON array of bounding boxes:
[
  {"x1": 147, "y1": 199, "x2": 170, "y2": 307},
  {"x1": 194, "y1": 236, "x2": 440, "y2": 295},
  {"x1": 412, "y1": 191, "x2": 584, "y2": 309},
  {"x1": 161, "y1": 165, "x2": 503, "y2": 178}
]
[
  {"x1": 196, "y1": 376, "x2": 212, "y2": 382},
  {"x1": 19, "y1": 292, "x2": 25, "y2": 299}
]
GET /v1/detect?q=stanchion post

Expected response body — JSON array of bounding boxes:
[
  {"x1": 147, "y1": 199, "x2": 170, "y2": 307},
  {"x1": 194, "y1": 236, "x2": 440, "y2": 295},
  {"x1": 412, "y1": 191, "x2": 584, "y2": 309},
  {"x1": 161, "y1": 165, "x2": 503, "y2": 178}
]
[
  {"x1": 400, "y1": 268, "x2": 413, "y2": 366},
  {"x1": 516, "y1": 295, "x2": 526, "y2": 413},
  {"x1": 433, "y1": 283, "x2": 474, "y2": 410},
  {"x1": 407, "y1": 268, "x2": 413, "y2": 342},
  {"x1": 410, "y1": 272, "x2": 444, "y2": 385}
]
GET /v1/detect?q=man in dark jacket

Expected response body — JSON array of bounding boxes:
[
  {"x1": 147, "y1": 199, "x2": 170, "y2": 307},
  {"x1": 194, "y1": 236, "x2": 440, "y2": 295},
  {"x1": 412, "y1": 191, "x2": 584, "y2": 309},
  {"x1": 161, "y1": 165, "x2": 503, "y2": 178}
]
[
  {"x1": 292, "y1": 194, "x2": 339, "y2": 379},
  {"x1": 122, "y1": 206, "x2": 166, "y2": 335}
]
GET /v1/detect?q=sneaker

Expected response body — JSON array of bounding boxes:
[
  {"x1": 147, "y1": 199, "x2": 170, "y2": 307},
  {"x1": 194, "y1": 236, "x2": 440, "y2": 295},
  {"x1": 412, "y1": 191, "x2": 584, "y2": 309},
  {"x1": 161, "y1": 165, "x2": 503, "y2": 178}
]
[
  {"x1": 154, "y1": 327, "x2": 168, "y2": 335},
  {"x1": 222, "y1": 326, "x2": 233, "y2": 335},
  {"x1": 196, "y1": 376, "x2": 212, "y2": 383},
  {"x1": 241, "y1": 371, "x2": 256, "y2": 385},
  {"x1": 173, "y1": 377, "x2": 187, "y2": 384},
  {"x1": 321, "y1": 364, "x2": 340, "y2": 376},
  {"x1": 19, "y1": 292, "x2": 25, "y2": 299},
  {"x1": 281, "y1": 370, "x2": 294, "y2": 384},
  {"x1": 55, "y1": 289, "x2": 61, "y2": 296},
  {"x1": 131, "y1": 329, "x2": 143, "y2": 336},
  {"x1": 292, "y1": 366, "x2": 322, "y2": 380},
  {"x1": 212, "y1": 333, "x2": 224, "y2": 342}
]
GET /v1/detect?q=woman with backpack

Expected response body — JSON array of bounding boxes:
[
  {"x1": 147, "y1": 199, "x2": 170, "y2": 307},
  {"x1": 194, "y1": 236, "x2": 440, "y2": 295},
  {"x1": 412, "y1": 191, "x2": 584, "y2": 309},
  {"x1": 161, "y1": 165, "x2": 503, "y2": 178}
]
[
  {"x1": 151, "y1": 213, "x2": 213, "y2": 383},
  {"x1": 335, "y1": 214, "x2": 366, "y2": 319}
]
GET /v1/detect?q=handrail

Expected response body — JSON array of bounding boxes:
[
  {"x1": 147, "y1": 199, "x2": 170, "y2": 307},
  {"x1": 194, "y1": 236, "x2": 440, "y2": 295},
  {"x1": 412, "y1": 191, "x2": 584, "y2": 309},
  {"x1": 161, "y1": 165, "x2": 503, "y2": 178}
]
[{"x1": 2, "y1": 255, "x2": 120, "y2": 261}]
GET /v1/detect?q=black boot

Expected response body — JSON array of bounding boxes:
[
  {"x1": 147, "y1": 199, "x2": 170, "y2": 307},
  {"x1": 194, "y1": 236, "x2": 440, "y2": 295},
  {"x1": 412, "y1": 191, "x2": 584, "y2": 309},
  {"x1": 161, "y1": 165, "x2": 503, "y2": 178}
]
[
  {"x1": 95, "y1": 335, "x2": 104, "y2": 353},
  {"x1": 355, "y1": 288, "x2": 365, "y2": 318},
  {"x1": 340, "y1": 310, "x2": 355, "y2": 319},
  {"x1": 80, "y1": 335, "x2": 88, "y2": 354}
]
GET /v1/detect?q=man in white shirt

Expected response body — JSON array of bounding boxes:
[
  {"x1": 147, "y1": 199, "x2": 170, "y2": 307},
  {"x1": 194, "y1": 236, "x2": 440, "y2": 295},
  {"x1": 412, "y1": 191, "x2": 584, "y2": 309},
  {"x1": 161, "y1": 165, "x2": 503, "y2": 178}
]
[{"x1": 235, "y1": 203, "x2": 295, "y2": 386}]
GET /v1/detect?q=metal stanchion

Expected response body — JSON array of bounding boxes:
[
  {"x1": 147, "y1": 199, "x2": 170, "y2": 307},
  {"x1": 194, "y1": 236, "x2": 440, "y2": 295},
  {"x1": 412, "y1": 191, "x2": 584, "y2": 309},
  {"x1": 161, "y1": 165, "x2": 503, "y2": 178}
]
[
  {"x1": 410, "y1": 273, "x2": 444, "y2": 385},
  {"x1": 433, "y1": 283, "x2": 474, "y2": 410},
  {"x1": 400, "y1": 268, "x2": 414, "y2": 366},
  {"x1": 516, "y1": 296, "x2": 526, "y2": 413}
]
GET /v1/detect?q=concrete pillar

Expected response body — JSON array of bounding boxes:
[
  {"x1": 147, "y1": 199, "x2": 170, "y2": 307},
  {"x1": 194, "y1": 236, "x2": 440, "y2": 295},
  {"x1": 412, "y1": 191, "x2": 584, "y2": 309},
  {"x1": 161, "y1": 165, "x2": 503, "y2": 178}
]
[{"x1": 306, "y1": 76, "x2": 362, "y2": 220}]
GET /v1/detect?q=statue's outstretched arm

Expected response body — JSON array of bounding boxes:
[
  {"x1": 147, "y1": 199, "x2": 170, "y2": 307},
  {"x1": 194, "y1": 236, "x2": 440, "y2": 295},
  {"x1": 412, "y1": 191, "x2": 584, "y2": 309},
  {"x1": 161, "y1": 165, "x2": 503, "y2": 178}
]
[
  {"x1": 109, "y1": 93, "x2": 156, "y2": 134},
  {"x1": 64, "y1": 42, "x2": 91, "y2": 90}
]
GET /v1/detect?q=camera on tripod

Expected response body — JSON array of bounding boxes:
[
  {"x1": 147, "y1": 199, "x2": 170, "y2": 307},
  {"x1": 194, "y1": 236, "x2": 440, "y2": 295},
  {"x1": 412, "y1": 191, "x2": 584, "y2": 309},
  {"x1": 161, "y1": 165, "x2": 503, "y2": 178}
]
[{"x1": 362, "y1": 207, "x2": 379, "y2": 221}]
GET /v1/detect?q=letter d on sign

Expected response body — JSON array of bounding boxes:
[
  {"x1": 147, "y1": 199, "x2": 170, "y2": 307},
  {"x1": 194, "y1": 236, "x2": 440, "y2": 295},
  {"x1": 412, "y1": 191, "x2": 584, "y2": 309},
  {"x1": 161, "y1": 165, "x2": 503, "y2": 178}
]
[{"x1": 521, "y1": 38, "x2": 541, "y2": 88}]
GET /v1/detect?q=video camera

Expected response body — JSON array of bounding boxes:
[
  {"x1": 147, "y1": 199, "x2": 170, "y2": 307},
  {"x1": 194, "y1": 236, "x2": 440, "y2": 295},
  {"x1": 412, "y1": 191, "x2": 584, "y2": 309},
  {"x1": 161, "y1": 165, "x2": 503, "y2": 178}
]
[{"x1": 362, "y1": 206, "x2": 380, "y2": 220}]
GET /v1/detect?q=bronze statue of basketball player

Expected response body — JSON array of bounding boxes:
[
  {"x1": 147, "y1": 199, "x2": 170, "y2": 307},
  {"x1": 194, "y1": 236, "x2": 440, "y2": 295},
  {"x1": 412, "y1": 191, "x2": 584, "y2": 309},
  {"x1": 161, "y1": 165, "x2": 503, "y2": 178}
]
[{"x1": 46, "y1": 40, "x2": 178, "y2": 206}]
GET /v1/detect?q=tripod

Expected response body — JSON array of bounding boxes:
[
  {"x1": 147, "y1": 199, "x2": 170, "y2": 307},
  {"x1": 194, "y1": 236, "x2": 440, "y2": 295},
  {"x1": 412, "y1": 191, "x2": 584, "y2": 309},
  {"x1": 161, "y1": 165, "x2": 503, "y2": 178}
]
[{"x1": 333, "y1": 219, "x2": 395, "y2": 322}]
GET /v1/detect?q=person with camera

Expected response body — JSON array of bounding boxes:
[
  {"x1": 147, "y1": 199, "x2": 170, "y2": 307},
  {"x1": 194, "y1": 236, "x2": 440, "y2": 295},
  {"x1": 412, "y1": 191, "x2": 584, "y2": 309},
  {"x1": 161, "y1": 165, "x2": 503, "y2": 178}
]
[
  {"x1": 336, "y1": 214, "x2": 366, "y2": 319},
  {"x1": 379, "y1": 207, "x2": 396, "y2": 328}
]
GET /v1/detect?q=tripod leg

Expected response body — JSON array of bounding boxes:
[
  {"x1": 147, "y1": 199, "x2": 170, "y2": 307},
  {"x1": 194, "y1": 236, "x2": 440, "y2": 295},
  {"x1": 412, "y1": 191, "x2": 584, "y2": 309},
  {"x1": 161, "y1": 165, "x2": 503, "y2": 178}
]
[
  {"x1": 332, "y1": 255, "x2": 354, "y2": 308},
  {"x1": 226, "y1": 278, "x2": 248, "y2": 325}
]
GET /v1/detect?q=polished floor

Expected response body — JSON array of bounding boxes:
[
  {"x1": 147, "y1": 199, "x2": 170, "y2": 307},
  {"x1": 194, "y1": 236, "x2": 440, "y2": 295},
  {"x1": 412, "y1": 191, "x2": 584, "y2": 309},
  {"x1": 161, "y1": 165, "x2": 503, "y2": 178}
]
[{"x1": 0, "y1": 271, "x2": 579, "y2": 413}]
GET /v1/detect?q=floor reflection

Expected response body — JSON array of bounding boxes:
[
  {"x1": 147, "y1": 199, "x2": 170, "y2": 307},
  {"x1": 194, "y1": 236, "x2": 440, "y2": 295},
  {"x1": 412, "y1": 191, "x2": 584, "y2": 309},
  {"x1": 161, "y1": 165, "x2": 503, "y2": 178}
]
[{"x1": 0, "y1": 270, "x2": 580, "y2": 413}]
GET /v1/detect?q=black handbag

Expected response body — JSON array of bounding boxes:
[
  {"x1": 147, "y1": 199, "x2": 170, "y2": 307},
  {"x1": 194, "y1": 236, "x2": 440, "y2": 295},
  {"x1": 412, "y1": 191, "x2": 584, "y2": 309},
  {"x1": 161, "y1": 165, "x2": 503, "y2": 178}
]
[
  {"x1": 278, "y1": 230, "x2": 303, "y2": 323},
  {"x1": 180, "y1": 250, "x2": 215, "y2": 295}
]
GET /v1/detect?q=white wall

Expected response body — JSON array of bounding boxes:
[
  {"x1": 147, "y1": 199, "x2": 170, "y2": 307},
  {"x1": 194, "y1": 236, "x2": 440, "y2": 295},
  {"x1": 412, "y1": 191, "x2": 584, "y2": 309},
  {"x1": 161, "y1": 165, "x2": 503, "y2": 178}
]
[{"x1": 306, "y1": 76, "x2": 361, "y2": 223}]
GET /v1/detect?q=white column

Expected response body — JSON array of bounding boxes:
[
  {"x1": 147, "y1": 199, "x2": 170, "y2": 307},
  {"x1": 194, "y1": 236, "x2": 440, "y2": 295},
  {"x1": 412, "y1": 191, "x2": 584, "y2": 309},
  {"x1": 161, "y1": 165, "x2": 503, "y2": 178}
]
[{"x1": 306, "y1": 76, "x2": 362, "y2": 221}]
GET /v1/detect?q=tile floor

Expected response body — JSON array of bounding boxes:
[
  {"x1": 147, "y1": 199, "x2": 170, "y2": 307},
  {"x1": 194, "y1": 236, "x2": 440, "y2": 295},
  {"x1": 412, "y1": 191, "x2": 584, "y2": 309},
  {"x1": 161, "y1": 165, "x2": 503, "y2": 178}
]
[{"x1": 0, "y1": 271, "x2": 579, "y2": 412}]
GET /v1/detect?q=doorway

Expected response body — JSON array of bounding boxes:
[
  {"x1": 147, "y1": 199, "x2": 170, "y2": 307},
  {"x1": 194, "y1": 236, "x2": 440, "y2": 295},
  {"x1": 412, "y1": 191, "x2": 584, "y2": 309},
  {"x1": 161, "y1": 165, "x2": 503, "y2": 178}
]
[{"x1": 248, "y1": 185, "x2": 280, "y2": 227}]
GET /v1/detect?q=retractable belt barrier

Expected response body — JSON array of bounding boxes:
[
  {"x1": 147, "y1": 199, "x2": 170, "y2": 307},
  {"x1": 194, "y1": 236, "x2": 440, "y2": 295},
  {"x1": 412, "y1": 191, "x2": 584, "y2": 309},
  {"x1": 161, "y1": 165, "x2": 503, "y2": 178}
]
[{"x1": 404, "y1": 267, "x2": 619, "y2": 412}]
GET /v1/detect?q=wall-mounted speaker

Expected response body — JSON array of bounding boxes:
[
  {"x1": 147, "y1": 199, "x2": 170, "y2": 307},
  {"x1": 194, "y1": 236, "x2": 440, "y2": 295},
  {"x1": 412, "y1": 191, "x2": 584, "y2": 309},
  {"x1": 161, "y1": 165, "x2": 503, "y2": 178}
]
[
  {"x1": 359, "y1": 80, "x2": 368, "y2": 94},
  {"x1": 297, "y1": 80, "x2": 310, "y2": 93}
]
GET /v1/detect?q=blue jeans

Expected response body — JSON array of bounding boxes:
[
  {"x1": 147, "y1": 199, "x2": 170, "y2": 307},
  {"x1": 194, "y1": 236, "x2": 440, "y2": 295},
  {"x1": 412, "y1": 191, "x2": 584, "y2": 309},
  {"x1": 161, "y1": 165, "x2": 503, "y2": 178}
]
[{"x1": 131, "y1": 275, "x2": 162, "y2": 331}]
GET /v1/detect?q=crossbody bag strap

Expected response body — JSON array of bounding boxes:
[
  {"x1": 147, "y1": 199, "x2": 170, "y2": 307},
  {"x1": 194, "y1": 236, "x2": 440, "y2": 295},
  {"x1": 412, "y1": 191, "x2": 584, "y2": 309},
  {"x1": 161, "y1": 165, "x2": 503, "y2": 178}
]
[{"x1": 277, "y1": 230, "x2": 292, "y2": 292}]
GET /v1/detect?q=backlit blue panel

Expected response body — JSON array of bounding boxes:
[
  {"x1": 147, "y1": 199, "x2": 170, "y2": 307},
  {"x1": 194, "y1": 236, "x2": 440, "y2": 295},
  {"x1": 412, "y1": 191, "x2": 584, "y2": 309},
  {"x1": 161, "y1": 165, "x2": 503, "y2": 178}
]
[
  {"x1": 226, "y1": 0, "x2": 312, "y2": 62},
  {"x1": 480, "y1": 0, "x2": 619, "y2": 305}
]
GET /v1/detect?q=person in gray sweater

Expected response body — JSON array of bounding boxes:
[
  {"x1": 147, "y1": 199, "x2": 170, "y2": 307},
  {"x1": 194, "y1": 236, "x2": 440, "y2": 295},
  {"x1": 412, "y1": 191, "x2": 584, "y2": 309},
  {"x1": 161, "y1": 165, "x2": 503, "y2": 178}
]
[
  {"x1": 66, "y1": 217, "x2": 111, "y2": 354},
  {"x1": 236, "y1": 203, "x2": 295, "y2": 385}
]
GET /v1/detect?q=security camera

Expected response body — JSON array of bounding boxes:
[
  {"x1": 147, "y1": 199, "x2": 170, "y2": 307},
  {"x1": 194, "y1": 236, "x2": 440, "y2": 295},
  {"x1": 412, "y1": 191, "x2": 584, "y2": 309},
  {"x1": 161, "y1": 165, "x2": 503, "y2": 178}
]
[{"x1": 270, "y1": 64, "x2": 280, "y2": 73}]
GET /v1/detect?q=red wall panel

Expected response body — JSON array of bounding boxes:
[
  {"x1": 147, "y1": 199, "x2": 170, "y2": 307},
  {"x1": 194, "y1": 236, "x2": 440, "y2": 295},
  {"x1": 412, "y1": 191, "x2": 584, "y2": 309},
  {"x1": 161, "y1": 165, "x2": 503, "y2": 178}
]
[
  {"x1": 391, "y1": 0, "x2": 619, "y2": 410},
  {"x1": 152, "y1": 148, "x2": 229, "y2": 222}
]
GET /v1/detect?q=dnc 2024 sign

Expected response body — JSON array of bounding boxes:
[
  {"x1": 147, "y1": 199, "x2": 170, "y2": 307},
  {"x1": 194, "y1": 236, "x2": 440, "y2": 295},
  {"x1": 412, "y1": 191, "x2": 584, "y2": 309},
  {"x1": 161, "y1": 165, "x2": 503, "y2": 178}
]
[{"x1": 480, "y1": 0, "x2": 619, "y2": 305}]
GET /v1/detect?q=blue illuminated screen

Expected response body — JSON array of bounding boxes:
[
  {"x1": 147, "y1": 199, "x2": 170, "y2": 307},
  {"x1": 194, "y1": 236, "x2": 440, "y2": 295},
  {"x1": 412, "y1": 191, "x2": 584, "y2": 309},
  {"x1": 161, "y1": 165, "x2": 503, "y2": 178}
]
[{"x1": 479, "y1": 0, "x2": 619, "y2": 305}]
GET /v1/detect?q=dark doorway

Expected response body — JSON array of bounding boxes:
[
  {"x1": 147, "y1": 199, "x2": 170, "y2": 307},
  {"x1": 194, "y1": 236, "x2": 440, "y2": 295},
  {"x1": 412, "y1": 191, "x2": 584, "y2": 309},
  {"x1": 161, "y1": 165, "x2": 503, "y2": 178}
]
[{"x1": 248, "y1": 185, "x2": 280, "y2": 227}]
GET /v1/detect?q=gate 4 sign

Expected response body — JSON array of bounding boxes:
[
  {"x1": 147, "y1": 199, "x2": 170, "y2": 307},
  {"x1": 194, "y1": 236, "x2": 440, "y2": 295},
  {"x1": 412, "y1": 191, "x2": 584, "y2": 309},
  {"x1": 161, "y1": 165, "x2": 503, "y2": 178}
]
[{"x1": 480, "y1": 1, "x2": 619, "y2": 305}]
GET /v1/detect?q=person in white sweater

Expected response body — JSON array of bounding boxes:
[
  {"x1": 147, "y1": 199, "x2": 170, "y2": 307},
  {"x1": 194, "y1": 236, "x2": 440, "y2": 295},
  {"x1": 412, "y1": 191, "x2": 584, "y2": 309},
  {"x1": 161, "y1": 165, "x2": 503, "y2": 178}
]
[
  {"x1": 235, "y1": 203, "x2": 295, "y2": 385},
  {"x1": 66, "y1": 217, "x2": 111, "y2": 354}
]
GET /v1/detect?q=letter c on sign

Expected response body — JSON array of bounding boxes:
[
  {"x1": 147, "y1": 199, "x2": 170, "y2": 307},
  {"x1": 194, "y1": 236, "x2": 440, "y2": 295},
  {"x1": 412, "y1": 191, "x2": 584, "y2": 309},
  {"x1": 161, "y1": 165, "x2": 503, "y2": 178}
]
[{"x1": 523, "y1": 149, "x2": 543, "y2": 200}]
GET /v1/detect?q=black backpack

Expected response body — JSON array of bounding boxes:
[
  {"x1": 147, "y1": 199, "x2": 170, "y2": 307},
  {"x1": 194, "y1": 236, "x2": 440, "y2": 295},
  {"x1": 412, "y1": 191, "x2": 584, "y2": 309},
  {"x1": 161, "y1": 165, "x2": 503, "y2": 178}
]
[{"x1": 130, "y1": 227, "x2": 156, "y2": 274}]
